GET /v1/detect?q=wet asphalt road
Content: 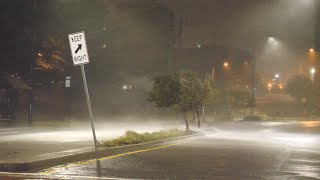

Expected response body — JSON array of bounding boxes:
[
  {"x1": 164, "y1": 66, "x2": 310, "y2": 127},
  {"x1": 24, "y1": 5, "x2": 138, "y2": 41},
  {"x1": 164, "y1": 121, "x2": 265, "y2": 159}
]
[
  {"x1": 1, "y1": 120, "x2": 320, "y2": 179},
  {"x1": 35, "y1": 121, "x2": 320, "y2": 180}
]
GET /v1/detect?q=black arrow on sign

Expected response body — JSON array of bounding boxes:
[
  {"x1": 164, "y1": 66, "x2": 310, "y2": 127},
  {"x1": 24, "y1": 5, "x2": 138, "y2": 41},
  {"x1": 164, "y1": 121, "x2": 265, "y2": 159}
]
[{"x1": 75, "y1": 44, "x2": 82, "y2": 54}]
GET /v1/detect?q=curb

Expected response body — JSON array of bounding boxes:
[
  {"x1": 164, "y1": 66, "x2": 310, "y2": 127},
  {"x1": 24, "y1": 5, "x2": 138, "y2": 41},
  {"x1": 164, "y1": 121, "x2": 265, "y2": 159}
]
[{"x1": 0, "y1": 131, "x2": 214, "y2": 172}]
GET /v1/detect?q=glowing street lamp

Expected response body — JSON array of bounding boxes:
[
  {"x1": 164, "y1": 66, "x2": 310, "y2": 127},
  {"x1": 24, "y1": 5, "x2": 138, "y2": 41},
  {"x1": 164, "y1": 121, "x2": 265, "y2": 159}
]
[
  {"x1": 310, "y1": 67, "x2": 316, "y2": 83},
  {"x1": 223, "y1": 62, "x2": 229, "y2": 68},
  {"x1": 267, "y1": 82, "x2": 272, "y2": 93},
  {"x1": 275, "y1": 73, "x2": 280, "y2": 79},
  {"x1": 307, "y1": 48, "x2": 316, "y2": 65},
  {"x1": 266, "y1": 36, "x2": 281, "y2": 50},
  {"x1": 268, "y1": 37, "x2": 275, "y2": 41},
  {"x1": 311, "y1": 67, "x2": 316, "y2": 74}
]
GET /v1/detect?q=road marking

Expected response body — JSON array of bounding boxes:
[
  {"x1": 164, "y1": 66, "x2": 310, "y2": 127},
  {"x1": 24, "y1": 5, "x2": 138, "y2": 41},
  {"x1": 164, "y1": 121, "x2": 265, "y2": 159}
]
[
  {"x1": 0, "y1": 172, "x2": 135, "y2": 180},
  {"x1": 41, "y1": 143, "x2": 180, "y2": 175}
]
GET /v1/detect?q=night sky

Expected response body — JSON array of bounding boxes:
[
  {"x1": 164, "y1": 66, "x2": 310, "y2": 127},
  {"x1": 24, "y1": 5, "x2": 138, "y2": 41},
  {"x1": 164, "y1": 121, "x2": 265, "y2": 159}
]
[
  {"x1": 163, "y1": 0, "x2": 315, "y2": 49},
  {"x1": 0, "y1": 0, "x2": 317, "y2": 77},
  {"x1": 163, "y1": 0, "x2": 317, "y2": 78}
]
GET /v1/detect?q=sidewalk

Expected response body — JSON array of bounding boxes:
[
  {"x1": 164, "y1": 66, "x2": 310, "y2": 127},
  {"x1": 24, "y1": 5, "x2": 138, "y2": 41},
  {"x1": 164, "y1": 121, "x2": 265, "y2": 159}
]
[
  {"x1": 0, "y1": 120, "x2": 199, "y2": 172},
  {"x1": 0, "y1": 126, "x2": 95, "y2": 171},
  {"x1": 0, "y1": 136, "x2": 93, "y2": 163}
]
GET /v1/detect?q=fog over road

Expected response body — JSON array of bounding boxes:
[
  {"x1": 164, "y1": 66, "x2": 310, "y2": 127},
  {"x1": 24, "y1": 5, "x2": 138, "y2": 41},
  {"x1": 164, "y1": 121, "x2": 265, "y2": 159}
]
[
  {"x1": 0, "y1": 120, "x2": 319, "y2": 179},
  {"x1": 32, "y1": 120, "x2": 320, "y2": 179}
]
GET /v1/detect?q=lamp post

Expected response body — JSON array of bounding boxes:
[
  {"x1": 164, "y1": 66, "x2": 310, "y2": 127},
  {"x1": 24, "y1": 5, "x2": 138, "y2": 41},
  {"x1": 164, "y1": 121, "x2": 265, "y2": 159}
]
[
  {"x1": 250, "y1": 54, "x2": 256, "y2": 115},
  {"x1": 308, "y1": 48, "x2": 317, "y2": 67},
  {"x1": 28, "y1": 0, "x2": 38, "y2": 126},
  {"x1": 222, "y1": 61, "x2": 230, "y2": 89}
]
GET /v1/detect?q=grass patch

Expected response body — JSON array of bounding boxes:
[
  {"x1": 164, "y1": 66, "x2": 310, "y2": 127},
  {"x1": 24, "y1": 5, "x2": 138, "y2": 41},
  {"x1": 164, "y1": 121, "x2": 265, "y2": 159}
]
[{"x1": 100, "y1": 129, "x2": 191, "y2": 147}]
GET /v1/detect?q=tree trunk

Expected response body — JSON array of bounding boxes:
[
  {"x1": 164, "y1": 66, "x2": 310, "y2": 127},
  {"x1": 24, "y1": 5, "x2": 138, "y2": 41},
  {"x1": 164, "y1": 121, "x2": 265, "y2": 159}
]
[
  {"x1": 230, "y1": 109, "x2": 234, "y2": 121},
  {"x1": 213, "y1": 104, "x2": 217, "y2": 120},
  {"x1": 183, "y1": 112, "x2": 189, "y2": 130},
  {"x1": 195, "y1": 107, "x2": 201, "y2": 128},
  {"x1": 192, "y1": 110, "x2": 196, "y2": 123},
  {"x1": 202, "y1": 106, "x2": 206, "y2": 123}
]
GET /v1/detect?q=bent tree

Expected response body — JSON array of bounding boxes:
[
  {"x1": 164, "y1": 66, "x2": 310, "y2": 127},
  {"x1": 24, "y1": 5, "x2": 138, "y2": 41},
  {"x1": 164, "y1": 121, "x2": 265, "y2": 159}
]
[
  {"x1": 147, "y1": 72, "x2": 218, "y2": 129},
  {"x1": 147, "y1": 74, "x2": 190, "y2": 129}
]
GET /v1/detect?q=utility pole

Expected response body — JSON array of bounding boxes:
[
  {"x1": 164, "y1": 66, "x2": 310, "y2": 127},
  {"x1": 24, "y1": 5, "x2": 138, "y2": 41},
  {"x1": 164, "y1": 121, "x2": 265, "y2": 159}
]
[
  {"x1": 178, "y1": 16, "x2": 182, "y2": 48},
  {"x1": 28, "y1": 32, "x2": 35, "y2": 126},
  {"x1": 168, "y1": 16, "x2": 182, "y2": 73},
  {"x1": 250, "y1": 54, "x2": 256, "y2": 115},
  {"x1": 28, "y1": 0, "x2": 37, "y2": 126}
]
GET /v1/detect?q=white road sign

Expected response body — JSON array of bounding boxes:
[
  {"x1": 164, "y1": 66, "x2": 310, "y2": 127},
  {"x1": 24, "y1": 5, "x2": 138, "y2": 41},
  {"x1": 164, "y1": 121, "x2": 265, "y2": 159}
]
[{"x1": 68, "y1": 31, "x2": 89, "y2": 65}]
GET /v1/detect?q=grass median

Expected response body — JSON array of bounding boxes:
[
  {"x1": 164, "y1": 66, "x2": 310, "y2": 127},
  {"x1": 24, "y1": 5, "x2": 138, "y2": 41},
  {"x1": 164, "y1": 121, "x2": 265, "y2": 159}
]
[{"x1": 100, "y1": 129, "x2": 192, "y2": 147}]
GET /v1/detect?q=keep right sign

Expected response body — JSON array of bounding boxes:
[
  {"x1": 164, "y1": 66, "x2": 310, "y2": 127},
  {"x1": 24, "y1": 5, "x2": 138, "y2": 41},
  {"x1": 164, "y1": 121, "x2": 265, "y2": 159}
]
[{"x1": 68, "y1": 31, "x2": 89, "y2": 66}]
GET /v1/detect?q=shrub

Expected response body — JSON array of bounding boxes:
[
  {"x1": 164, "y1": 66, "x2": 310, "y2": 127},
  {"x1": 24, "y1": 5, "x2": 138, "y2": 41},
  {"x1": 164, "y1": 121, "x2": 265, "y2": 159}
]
[{"x1": 101, "y1": 129, "x2": 189, "y2": 147}]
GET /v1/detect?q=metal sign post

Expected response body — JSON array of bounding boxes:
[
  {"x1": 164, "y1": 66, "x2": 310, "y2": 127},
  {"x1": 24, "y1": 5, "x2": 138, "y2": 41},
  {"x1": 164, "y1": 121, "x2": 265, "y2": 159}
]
[
  {"x1": 80, "y1": 64, "x2": 98, "y2": 152},
  {"x1": 68, "y1": 31, "x2": 98, "y2": 152}
]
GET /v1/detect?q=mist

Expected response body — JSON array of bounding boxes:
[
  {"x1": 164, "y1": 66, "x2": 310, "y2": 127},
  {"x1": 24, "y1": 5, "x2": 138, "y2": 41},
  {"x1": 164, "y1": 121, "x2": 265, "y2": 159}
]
[{"x1": 161, "y1": 0, "x2": 316, "y2": 77}]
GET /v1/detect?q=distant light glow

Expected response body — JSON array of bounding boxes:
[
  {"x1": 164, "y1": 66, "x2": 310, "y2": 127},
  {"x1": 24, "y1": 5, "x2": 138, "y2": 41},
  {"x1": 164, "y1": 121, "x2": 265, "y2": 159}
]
[
  {"x1": 268, "y1": 37, "x2": 275, "y2": 41},
  {"x1": 266, "y1": 37, "x2": 281, "y2": 50},
  {"x1": 302, "y1": 121, "x2": 320, "y2": 128},
  {"x1": 279, "y1": 84, "x2": 283, "y2": 89},
  {"x1": 223, "y1": 62, "x2": 229, "y2": 68},
  {"x1": 123, "y1": 85, "x2": 132, "y2": 90},
  {"x1": 310, "y1": 67, "x2": 316, "y2": 75}
]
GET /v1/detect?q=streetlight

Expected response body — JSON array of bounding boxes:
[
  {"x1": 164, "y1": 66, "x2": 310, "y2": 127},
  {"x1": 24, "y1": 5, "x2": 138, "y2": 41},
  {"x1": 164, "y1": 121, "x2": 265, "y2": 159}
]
[
  {"x1": 309, "y1": 48, "x2": 315, "y2": 53},
  {"x1": 267, "y1": 37, "x2": 280, "y2": 45},
  {"x1": 307, "y1": 48, "x2": 317, "y2": 65},
  {"x1": 266, "y1": 36, "x2": 281, "y2": 51},
  {"x1": 275, "y1": 73, "x2": 280, "y2": 79},
  {"x1": 310, "y1": 67, "x2": 316, "y2": 74},
  {"x1": 222, "y1": 61, "x2": 230, "y2": 94},
  {"x1": 268, "y1": 37, "x2": 275, "y2": 41},
  {"x1": 310, "y1": 67, "x2": 316, "y2": 83},
  {"x1": 268, "y1": 82, "x2": 272, "y2": 90},
  {"x1": 223, "y1": 62, "x2": 229, "y2": 68}
]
